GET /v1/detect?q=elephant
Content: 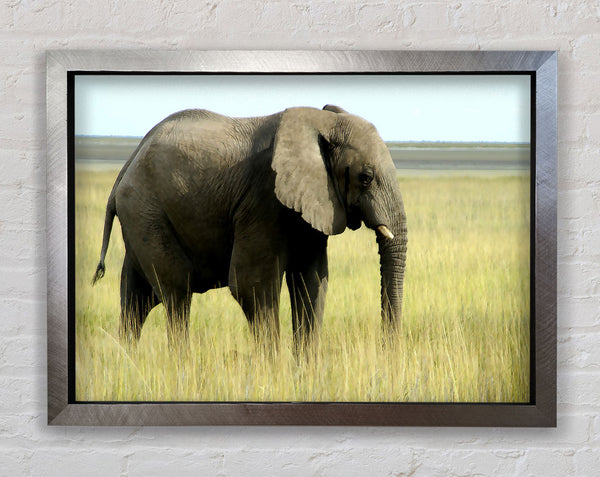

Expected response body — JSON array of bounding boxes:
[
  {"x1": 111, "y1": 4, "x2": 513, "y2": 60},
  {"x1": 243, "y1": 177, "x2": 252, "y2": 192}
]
[{"x1": 92, "y1": 104, "x2": 407, "y2": 350}]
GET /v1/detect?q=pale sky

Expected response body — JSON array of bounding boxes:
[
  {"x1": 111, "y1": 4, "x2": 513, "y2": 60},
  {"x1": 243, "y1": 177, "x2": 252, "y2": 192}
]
[{"x1": 75, "y1": 74, "x2": 531, "y2": 143}]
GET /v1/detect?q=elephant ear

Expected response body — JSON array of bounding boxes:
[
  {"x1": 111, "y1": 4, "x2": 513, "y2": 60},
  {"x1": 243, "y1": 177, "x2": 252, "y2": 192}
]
[
  {"x1": 272, "y1": 108, "x2": 346, "y2": 235},
  {"x1": 322, "y1": 104, "x2": 349, "y2": 114}
]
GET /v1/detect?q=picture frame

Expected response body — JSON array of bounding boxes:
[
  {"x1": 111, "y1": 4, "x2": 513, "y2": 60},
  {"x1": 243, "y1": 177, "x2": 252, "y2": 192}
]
[{"x1": 47, "y1": 50, "x2": 557, "y2": 426}]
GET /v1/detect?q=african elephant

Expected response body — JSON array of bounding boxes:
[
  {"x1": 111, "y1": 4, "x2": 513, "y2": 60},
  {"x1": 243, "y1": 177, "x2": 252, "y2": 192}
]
[{"x1": 92, "y1": 105, "x2": 407, "y2": 349}]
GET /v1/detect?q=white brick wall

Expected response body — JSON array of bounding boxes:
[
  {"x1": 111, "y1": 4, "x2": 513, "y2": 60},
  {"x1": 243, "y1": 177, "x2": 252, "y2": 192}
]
[{"x1": 1, "y1": 1, "x2": 598, "y2": 475}]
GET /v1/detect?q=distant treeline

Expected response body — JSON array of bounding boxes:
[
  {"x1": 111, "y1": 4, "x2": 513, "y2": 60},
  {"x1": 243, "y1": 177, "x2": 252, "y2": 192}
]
[
  {"x1": 386, "y1": 141, "x2": 529, "y2": 149},
  {"x1": 75, "y1": 136, "x2": 530, "y2": 171},
  {"x1": 75, "y1": 136, "x2": 141, "y2": 161}
]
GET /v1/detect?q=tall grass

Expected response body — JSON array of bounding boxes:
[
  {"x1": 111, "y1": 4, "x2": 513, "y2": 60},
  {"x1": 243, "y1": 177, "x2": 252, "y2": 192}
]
[{"x1": 75, "y1": 166, "x2": 530, "y2": 402}]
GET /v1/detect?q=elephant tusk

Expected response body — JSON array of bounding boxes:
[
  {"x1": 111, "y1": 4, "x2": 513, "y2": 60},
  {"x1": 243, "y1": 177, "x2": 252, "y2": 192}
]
[{"x1": 377, "y1": 225, "x2": 394, "y2": 240}]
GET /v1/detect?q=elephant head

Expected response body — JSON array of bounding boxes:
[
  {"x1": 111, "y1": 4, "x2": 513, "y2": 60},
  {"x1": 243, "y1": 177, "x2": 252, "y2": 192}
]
[{"x1": 272, "y1": 105, "x2": 408, "y2": 327}]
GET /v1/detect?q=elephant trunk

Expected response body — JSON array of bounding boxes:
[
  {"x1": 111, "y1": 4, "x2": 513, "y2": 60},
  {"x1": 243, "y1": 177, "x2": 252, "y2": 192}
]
[
  {"x1": 376, "y1": 205, "x2": 407, "y2": 329},
  {"x1": 358, "y1": 176, "x2": 408, "y2": 329}
]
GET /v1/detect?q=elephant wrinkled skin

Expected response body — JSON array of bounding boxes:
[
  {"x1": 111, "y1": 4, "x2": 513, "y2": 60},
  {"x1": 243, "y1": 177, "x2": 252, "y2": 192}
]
[{"x1": 92, "y1": 105, "x2": 408, "y2": 349}]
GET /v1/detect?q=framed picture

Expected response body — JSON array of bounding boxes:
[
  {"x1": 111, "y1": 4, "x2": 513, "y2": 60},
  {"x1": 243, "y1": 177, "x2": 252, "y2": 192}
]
[{"x1": 47, "y1": 50, "x2": 556, "y2": 426}]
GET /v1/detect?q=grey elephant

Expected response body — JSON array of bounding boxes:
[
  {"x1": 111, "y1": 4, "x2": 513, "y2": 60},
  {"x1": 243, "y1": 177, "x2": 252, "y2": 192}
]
[{"x1": 92, "y1": 105, "x2": 407, "y2": 349}]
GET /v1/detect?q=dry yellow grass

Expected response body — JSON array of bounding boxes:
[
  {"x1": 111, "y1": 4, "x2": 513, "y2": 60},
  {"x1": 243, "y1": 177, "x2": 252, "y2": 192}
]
[{"x1": 75, "y1": 166, "x2": 530, "y2": 402}]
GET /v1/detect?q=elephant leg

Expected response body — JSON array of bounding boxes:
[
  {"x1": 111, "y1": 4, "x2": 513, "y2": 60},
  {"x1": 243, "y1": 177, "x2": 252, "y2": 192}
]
[
  {"x1": 149, "y1": 268, "x2": 193, "y2": 348},
  {"x1": 119, "y1": 254, "x2": 161, "y2": 343},
  {"x1": 228, "y1": 240, "x2": 285, "y2": 350},
  {"x1": 286, "y1": 232, "x2": 328, "y2": 353},
  {"x1": 120, "y1": 212, "x2": 194, "y2": 347},
  {"x1": 162, "y1": 290, "x2": 192, "y2": 348}
]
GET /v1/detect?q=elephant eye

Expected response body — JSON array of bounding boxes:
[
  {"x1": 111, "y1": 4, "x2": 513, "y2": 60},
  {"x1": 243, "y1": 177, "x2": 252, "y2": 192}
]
[{"x1": 358, "y1": 172, "x2": 374, "y2": 186}]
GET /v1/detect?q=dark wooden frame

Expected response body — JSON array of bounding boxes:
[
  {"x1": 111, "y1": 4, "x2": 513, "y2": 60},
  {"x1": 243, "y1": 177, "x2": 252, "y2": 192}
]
[{"x1": 47, "y1": 50, "x2": 556, "y2": 426}]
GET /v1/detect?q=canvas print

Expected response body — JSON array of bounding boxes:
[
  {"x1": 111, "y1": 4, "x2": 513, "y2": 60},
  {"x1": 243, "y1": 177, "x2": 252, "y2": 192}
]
[{"x1": 74, "y1": 74, "x2": 531, "y2": 402}]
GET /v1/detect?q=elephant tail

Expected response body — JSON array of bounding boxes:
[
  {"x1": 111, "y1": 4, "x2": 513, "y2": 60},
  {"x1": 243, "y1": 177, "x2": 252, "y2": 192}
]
[
  {"x1": 91, "y1": 134, "x2": 143, "y2": 286},
  {"x1": 91, "y1": 193, "x2": 117, "y2": 285}
]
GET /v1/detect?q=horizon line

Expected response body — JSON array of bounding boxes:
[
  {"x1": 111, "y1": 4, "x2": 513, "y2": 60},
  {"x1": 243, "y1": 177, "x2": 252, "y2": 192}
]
[{"x1": 74, "y1": 135, "x2": 530, "y2": 145}]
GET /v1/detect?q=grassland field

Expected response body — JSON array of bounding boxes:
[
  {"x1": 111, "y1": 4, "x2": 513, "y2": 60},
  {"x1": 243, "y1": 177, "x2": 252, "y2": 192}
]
[{"x1": 75, "y1": 162, "x2": 530, "y2": 403}]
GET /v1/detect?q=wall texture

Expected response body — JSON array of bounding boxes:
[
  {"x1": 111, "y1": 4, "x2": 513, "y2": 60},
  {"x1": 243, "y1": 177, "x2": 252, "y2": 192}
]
[{"x1": 1, "y1": 1, "x2": 598, "y2": 475}]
